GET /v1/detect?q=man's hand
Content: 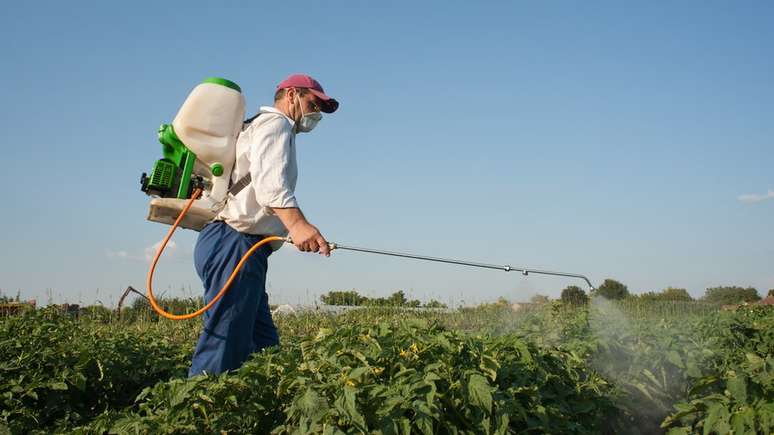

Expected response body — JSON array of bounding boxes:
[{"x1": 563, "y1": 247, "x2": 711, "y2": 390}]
[
  {"x1": 288, "y1": 222, "x2": 330, "y2": 256},
  {"x1": 270, "y1": 207, "x2": 330, "y2": 256}
]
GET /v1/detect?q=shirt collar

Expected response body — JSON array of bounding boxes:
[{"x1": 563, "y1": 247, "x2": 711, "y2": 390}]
[{"x1": 259, "y1": 106, "x2": 295, "y2": 127}]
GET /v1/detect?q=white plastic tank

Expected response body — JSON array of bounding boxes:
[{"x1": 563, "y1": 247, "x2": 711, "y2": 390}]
[{"x1": 172, "y1": 77, "x2": 245, "y2": 205}]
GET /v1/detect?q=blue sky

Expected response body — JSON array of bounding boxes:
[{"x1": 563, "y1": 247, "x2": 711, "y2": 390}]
[{"x1": 1, "y1": 1, "x2": 772, "y2": 307}]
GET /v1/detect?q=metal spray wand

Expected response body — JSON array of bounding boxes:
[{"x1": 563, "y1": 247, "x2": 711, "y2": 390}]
[{"x1": 286, "y1": 238, "x2": 595, "y2": 290}]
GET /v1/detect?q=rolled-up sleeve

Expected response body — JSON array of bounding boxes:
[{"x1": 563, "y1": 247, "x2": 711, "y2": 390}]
[{"x1": 249, "y1": 117, "x2": 299, "y2": 209}]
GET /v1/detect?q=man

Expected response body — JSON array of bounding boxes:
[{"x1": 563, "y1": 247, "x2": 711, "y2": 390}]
[{"x1": 188, "y1": 74, "x2": 339, "y2": 377}]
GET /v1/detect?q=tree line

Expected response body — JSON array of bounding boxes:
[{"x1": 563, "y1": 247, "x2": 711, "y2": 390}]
[
  {"x1": 320, "y1": 283, "x2": 772, "y2": 308},
  {"x1": 319, "y1": 290, "x2": 447, "y2": 308},
  {"x1": 558, "y1": 279, "x2": 773, "y2": 305}
]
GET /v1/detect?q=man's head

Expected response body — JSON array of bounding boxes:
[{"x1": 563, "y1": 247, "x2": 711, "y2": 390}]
[{"x1": 274, "y1": 74, "x2": 338, "y2": 133}]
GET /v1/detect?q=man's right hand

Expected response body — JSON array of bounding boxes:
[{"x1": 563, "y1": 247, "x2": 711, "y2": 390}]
[
  {"x1": 288, "y1": 222, "x2": 330, "y2": 256},
  {"x1": 270, "y1": 207, "x2": 330, "y2": 256}
]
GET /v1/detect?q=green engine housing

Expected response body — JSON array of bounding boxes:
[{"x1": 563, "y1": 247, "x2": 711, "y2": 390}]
[{"x1": 140, "y1": 124, "x2": 199, "y2": 199}]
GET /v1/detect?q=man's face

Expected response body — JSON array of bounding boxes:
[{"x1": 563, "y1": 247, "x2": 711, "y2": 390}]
[{"x1": 289, "y1": 88, "x2": 322, "y2": 123}]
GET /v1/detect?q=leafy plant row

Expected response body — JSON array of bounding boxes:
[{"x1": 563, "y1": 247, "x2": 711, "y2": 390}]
[
  {"x1": 82, "y1": 319, "x2": 616, "y2": 434},
  {"x1": 2, "y1": 302, "x2": 774, "y2": 434},
  {"x1": 0, "y1": 309, "x2": 191, "y2": 434}
]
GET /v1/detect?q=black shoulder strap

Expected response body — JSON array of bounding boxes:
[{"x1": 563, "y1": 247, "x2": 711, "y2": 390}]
[
  {"x1": 228, "y1": 172, "x2": 251, "y2": 197},
  {"x1": 243, "y1": 112, "x2": 262, "y2": 126}
]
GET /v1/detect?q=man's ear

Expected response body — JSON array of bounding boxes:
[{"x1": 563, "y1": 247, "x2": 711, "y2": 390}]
[{"x1": 285, "y1": 87, "x2": 296, "y2": 101}]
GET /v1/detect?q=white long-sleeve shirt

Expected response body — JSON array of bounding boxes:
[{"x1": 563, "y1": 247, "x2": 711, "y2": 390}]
[{"x1": 216, "y1": 106, "x2": 298, "y2": 249}]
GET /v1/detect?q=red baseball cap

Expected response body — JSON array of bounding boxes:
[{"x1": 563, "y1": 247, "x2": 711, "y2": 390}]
[{"x1": 277, "y1": 73, "x2": 339, "y2": 113}]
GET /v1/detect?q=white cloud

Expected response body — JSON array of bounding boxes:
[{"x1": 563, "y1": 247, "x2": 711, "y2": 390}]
[
  {"x1": 106, "y1": 240, "x2": 179, "y2": 262},
  {"x1": 737, "y1": 190, "x2": 774, "y2": 204},
  {"x1": 145, "y1": 240, "x2": 177, "y2": 262}
]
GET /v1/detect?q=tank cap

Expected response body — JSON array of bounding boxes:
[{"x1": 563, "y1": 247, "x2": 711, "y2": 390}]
[
  {"x1": 210, "y1": 163, "x2": 224, "y2": 177},
  {"x1": 202, "y1": 77, "x2": 241, "y2": 93}
]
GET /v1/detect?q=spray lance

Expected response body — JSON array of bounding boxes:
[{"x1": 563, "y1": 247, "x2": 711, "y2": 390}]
[{"x1": 141, "y1": 78, "x2": 595, "y2": 320}]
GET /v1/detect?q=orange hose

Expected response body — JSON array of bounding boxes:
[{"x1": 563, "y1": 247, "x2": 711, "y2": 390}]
[{"x1": 146, "y1": 188, "x2": 285, "y2": 320}]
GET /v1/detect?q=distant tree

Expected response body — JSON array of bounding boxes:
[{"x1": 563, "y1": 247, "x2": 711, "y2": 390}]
[
  {"x1": 768, "y1": 289, "x2": 774, "y2": 298},
  {"x1": 320, "y1": 290, "x2": 368, "y2": 306},
  {"x1": 560, "y1": 285, "x2": 589, "y2": 305},
  {"x1": 593, "y1": 279, "x2": 630, "y2": 300},
  {"x1": 424, "y1": 299, "x2": 448, "y2": 309},
  {"x1": 638, "y1": 287, "x2": 693, "y2": 302},
  {"x1": 369, "y1": 291, "x2": 411, "y2": 307},
  {"x1": 703, "y1": 286, "x2": 760, "y2": 305},
  {"x1": 660, "y1": 287, "x2": 693, "y2": 301},
  {"x1": 388, "y1": 291, "x2": 408, "y2": 306},
  {"x1": 368, "y1": 297, "x2": 387, "y2": 306},
  {"x1": 530, "y1": 294, "x2": 550, "y2": 304}
]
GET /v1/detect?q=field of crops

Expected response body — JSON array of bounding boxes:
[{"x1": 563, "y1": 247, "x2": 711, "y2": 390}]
[{"x1": 1, "y1": 299, "x2": 773, "y2": 434}]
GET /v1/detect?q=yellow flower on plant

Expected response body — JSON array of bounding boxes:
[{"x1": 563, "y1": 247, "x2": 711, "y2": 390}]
[
  {"x1": 399, "y1": 348, "x2": 408, "y2": 358},
  {"x1": 345, "y1": 379, "x2": 356, "y2": 387},
  {"x1": 410, "y1": 343, "x2": 419, "y2": 353}
]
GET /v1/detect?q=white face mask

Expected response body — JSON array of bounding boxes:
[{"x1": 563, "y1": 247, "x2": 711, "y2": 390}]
[{"x1": 295, "y1": 94, "x2": 322, "y2": 133}]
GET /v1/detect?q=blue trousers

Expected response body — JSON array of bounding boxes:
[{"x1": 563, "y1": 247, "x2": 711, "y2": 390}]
[{"x1": 188, "y1": 221, "x2": 279, "y2": 377}]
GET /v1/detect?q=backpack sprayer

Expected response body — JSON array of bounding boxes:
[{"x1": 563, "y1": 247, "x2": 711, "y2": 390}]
[
  {"x1": 140, "y1": 77, "x2": 245, "y2": 231},
  {"x1": 140, "y1": 78, "x2": 595, "y2": 320}
]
